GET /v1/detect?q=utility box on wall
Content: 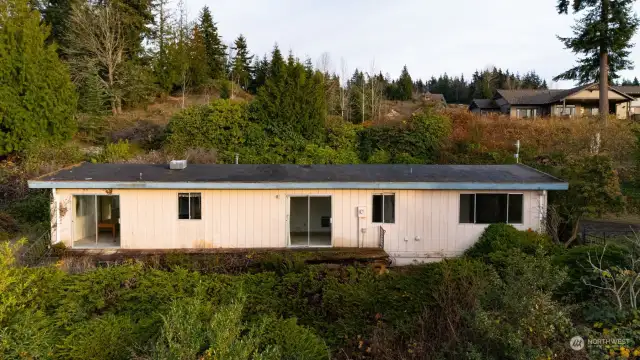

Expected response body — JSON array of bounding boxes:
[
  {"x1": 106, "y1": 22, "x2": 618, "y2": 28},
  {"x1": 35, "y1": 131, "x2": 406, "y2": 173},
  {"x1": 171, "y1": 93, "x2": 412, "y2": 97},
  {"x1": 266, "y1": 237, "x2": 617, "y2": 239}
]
[{"x1": 357, "y1": 206, "x2": 366, "y2": 218}]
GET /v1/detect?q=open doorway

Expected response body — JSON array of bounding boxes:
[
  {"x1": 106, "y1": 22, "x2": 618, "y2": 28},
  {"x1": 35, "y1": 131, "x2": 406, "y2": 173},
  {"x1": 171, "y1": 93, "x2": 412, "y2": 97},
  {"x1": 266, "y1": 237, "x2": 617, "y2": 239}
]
[
  {"x1": 73, "y1": 195, "x2": 120, "y2": 248},
  {"x1": 289, "y1": 196, "x2": 332, "y2": 247}
]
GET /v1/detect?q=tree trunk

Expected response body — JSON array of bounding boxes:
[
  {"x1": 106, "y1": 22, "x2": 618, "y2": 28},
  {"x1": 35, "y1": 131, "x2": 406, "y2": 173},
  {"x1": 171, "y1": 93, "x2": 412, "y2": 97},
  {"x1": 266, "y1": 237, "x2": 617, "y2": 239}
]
[
  {"x1": 599, "y1": 0, "x2": 610, "y2": 124},
  {"x1": 564, "y1": 218, "x2": 582, "y2": 248},
  {"x1": 599, "y1": 51, "x2": 609, "y2": 123}
]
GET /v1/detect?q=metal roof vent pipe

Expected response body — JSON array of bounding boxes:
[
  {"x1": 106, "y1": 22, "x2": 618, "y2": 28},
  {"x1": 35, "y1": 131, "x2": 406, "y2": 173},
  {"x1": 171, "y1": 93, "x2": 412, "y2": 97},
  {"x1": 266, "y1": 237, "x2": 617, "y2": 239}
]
[{"x1": 169, "y1": 160, "x2": 188, "y2": 170}]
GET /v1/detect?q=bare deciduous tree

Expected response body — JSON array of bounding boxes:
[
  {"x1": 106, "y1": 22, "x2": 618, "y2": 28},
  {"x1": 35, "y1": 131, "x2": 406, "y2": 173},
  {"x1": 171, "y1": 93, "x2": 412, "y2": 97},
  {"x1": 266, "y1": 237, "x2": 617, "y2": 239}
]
[
  {"x1": 66, "y1": 3, "x2": 128, "y2": 114},
  {"x1": 340, "y1": 57, "x2": 348, "y2": 120},
  {"x1": 583, "y1": 232, "x2": 640, "y2": 310}
]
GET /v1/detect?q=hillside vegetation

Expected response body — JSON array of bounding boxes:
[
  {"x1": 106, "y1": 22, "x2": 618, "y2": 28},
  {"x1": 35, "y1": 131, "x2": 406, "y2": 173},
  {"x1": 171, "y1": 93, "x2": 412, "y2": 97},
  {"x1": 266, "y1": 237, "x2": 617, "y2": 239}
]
[{"x1": 5, "y1": 224, "x2": 640, "y2": 359}]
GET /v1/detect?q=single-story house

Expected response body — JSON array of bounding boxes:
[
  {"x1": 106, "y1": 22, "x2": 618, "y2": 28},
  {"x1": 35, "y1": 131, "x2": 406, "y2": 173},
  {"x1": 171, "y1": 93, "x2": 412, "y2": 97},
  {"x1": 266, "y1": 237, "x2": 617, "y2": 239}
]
[
  {"x1": 468, "y1": 99, "x2": 501, "y2": 115},
  {"x1": 470, "y1": 83, "x2": 636, "y2": 119},
  {"x1": 614, "y1": 86, "x2": 640, "y2": 119},
  {"x1": 29, "y1": 163, "x2": 568, "y2": 265}
]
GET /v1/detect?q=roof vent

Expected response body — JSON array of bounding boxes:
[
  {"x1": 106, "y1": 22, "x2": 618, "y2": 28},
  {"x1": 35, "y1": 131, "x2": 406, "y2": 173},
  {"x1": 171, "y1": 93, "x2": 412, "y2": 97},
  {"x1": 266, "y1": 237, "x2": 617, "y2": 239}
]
[{"x1": 169, "y1": 160, "x2": 187, "y2": 170}]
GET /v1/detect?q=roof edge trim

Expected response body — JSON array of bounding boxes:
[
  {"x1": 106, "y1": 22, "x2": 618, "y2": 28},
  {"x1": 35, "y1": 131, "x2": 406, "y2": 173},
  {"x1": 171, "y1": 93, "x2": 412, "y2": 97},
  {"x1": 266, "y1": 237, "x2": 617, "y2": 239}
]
[{"x1": 28, "y1": 181, "x2": 569, "y2": 191}]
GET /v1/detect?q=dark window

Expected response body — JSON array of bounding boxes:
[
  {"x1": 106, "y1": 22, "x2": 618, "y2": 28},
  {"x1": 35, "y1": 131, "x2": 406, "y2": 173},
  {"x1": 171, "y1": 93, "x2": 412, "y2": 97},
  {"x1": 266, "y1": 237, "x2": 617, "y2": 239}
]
[
  {"x1": 373, "y1": 194, "x2": 395, "y2": 223},
  {"x1": 178, "y1": 193, "x2": 201, "y2": 220},
  {"x1": 459, "y1": 193, "x2": 524, "y2": 224},
  {"x1": 476, "y1": 194, "x2": 508, "y2": 223},
  {"x1": 459, "y1": 194, "x2": 475, "y2": 223},
  {"x1": 507, "y1": 194, "x2": 523, "y2": 224}
]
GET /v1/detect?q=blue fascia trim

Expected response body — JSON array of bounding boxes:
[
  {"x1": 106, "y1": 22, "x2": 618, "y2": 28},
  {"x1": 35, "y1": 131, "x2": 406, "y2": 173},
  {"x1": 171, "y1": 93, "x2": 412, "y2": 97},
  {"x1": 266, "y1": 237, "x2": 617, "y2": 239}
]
[{"x1": 28, "y1": 181, "x2": 569, "y2": 191}]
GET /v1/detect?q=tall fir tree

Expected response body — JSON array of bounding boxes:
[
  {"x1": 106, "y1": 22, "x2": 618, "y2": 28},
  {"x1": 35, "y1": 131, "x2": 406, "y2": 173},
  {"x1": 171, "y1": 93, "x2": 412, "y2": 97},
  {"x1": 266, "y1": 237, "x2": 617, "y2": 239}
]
[
  {"x1": 231, "y1": 34, "x2": 253, "y2": 90},
  {"x1": 187, "y1": 24, "x2": 210, "y2": 89},
  {"x1": 249, "y1": 55, "x2": 269, "y2": 94},
  {"x1": 199, "y1": 6, "x2": 226, "y2": 80},
  {"x1": 397, "y1": 65, "x2": 413, "y2": 100},
  {"x1": 253, "y1": 46, "x2": 325, "y2": 140},
  {"x1": 1, "y1": 0, "x2": 77, "y2": 154},
  {"x1": 555, "y1": 0, "x2": 639, "y2": 120}
]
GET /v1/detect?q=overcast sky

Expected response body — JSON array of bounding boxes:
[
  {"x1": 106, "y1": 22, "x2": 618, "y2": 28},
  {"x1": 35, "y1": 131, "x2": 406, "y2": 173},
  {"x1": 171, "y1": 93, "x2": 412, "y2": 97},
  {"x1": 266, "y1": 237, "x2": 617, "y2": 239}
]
[{"x1": 185, "y1": 0, "x2": 640, "y2": 88}]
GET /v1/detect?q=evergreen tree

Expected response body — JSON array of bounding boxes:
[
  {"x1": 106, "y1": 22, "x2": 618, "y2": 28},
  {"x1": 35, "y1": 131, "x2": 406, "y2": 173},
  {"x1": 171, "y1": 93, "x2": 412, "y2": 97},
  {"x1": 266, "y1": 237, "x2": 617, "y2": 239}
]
[
  {"x1": 348, "y1": 69, "x2": 368, "y2": 123},
  {"x1": 152, "y1": 0, "x2": 177, "y2": 93},
  {"x1": 231, "y1": 34, "x2": 253, "y2": 90},
  {"x1": 396, "y1": 65, "x2": 413, "y2": 100},
  {"x1": 249, "y1": 55, "x2": 269, "y2": 94},
  {"x1": 187, "y1": 25, "x2": 209, "y2": 89},
  {"x1": 253, "y1": 46, "x2": 325, "y2": 140},
  {"x1": 199, "y1": 6, "x2": 226, "y2": 79},
  {"x1": 555, "y1": 0, "x2": 639, "y2": 120},
  {"x1": 635, "y1": 77, "x2": 640, "y2": 86},
  {"x1": 0, "y1": 0, "x2": 77, "y2": 154}
]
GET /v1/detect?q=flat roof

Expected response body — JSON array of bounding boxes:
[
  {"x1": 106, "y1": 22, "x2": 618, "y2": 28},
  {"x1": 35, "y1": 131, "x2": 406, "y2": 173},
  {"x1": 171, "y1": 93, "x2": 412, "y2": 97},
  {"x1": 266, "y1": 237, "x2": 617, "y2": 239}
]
[{"x1": 29, "y1": 163, "x2": 568, "y2": 190}]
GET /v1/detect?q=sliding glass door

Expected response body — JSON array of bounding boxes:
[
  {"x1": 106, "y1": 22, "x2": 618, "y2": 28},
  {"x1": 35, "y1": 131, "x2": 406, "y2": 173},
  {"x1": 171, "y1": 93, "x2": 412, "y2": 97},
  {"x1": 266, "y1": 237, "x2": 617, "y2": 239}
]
[
  {"x1": 73, "y1": 195, "x2": 120, "y2": 248},
  {"x1": 288, "y1": 195, "x2": 332, "y2": 247}
]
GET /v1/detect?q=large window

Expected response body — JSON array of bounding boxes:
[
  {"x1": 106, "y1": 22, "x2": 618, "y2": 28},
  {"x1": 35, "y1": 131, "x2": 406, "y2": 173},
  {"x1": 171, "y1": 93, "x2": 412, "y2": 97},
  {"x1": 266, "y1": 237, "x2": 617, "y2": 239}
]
[
  {"x1": 178, "y1": 193, "x2": 201, "y2": 220},
  {"x1": 516, "y1": 108, "x2": 537, "y2": 119},
  {"x1": 459, "y1": 193, "x2": 523, "y2": 224},
  {"x1": 373, "y1": 194, "x2": 395, "y2": 223}
]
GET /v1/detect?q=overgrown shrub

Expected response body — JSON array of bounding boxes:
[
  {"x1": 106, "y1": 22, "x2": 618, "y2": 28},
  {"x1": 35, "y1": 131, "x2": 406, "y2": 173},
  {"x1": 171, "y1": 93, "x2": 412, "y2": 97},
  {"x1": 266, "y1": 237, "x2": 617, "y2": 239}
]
[
  {"x1": 165, "y1": 100, "x2": 265, "y2": 157},
  {"x1": 8, "y1": 190, "x2": 50, "y2": 226},
  {"x1": 358, "y1": 110, "x2": 451, "y2": 163},
  {"x1": 21, "y1": 141, "x2": 84, "y2": 176},
  {"x1": 95, "y1": 140, "x2": 137, "y2": 163},
  {"x1": 465, "y1": 224, "x2": 553, "y2": 263},
  {"x1": 58, "y1": 314, "x2": 135, "y2": 360}
]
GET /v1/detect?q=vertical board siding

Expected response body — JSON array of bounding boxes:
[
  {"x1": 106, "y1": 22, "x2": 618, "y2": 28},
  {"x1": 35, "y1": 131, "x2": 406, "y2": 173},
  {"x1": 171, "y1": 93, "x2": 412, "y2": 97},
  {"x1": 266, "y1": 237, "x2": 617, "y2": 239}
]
[{"x1": 54, "y1": 188, "x2": 546, "y2": 258}]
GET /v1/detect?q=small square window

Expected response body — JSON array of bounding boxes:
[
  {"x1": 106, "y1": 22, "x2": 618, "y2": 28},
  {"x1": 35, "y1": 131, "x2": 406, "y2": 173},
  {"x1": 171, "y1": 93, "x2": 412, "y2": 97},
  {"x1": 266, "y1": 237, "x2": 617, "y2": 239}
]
[
  {"x1": 373, "y1": 194, "x2": 395, "y2": 224},
  {"x1": 178, "y1": 193, "x2": 201, "y2": 220}
]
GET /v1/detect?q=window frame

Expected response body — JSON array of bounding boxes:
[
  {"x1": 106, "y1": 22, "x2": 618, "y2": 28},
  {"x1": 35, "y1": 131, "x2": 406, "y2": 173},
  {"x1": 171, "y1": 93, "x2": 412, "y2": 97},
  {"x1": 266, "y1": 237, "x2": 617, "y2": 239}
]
[
  {"x1": 372, "y1": 193, "x2": 395, "y2": 224},
  {"x1": 458, "y1": 193, "x2": 524, "y2": 225},
  {"x1": 178, "y1": 192, "x2": 202, "y2": 220}
]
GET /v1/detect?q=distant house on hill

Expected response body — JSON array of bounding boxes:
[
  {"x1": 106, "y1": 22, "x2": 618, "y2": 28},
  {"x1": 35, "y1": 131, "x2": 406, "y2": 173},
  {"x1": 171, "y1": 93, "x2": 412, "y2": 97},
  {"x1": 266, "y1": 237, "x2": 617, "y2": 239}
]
[
  {"x1": 614, "y1": 86, "x2": 640, "y2": 119},
  {"x1": 468, "y1": 99, "x2": 501, "y2": 115},
  {"x1": 422, "y1": 92, "x2": 447, "y2": 107},
  {"x1": 469, "y1": 83, "x2": 636, "y2": 119}
]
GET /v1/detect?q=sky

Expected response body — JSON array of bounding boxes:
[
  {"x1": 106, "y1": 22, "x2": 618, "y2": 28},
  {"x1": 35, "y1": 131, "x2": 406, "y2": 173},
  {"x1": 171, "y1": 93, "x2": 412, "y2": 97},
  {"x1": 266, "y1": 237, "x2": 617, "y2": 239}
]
[{"x1": 185, "y1": 0, "x2": 640, "y2": 88}]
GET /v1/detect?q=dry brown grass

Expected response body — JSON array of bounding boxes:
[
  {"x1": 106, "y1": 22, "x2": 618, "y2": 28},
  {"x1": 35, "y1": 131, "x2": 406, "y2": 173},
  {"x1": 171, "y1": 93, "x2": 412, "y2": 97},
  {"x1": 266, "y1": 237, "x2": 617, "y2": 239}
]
[{"x1": 444, "y1": 108, "x2": 636, "y2": 164}]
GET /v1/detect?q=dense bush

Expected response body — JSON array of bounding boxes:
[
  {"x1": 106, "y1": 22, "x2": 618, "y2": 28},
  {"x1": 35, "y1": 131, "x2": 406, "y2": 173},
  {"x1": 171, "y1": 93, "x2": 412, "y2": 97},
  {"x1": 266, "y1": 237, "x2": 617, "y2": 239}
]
[
  {"x1": 465, "y1": 224, "x2": 554, "y2": 263},
  {"x1": 94, "y1": 140, "x2": 137, "y2": 163},
  {"x1": 358, "y1": 110, "x2": 451, "y2": 163}
]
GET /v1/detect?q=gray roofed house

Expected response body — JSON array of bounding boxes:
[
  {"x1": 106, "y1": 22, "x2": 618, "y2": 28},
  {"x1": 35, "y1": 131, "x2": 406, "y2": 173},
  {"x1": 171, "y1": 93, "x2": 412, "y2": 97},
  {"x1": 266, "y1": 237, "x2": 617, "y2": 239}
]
[
  {"x1": 468, "y1": 99, "x2": 501, "y2": 114},
  {"x1": 470, "y1": 83, "x2": 636, "y2": 119},
  {"x1": 29, "y1": 162, "x2": 566, "y2": 265}
]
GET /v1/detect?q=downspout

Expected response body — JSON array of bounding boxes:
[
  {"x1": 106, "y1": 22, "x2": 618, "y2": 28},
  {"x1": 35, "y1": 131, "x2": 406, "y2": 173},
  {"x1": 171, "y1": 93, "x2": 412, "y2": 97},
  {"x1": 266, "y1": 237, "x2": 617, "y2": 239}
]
[{"x1": 53, "y1": 188, "x2": 60, "y2": 244}]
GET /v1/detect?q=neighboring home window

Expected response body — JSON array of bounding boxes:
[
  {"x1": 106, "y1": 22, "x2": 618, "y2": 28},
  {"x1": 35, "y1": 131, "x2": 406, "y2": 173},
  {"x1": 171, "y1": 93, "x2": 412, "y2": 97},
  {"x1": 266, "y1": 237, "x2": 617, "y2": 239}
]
[
  {"x1": 178, "y1": 193, "x2": 201, "y2": 220},
  {"x1": 555, "y1": 105, "x2": 576, "y2": 116},
  {"x1": 373, "y1": 194, "x2": 395, "y2": 223},
  {"x1": 459, "y1": 194, "x2": 523, "y2": 224},
  {"x1": 516, "y1": 108, "x2": 536, "y2": 119}
]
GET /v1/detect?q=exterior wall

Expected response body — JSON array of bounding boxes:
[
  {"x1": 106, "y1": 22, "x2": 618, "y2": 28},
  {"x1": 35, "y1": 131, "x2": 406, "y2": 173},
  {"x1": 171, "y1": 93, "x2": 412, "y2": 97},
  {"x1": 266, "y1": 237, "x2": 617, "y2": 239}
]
[
  {"x1": 53, "y1": 188, "x2": 547, "y2": 263},
  {"x1": 510, "y1": 106, "x2": 548, "y2": 118},
  {"x1": 566, "y1": 89, "x2": 627, "y2": 100}
]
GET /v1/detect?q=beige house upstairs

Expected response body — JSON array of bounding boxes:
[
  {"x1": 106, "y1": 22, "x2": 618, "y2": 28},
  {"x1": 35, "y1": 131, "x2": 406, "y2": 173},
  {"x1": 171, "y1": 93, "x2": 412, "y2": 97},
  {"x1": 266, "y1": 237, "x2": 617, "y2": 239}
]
[
  {"x1": 470, "y1": 83, "x2": 637, "y2": 119},
  {"x1": 29, "y1": 163, "x2": 568, "y2": 265}
]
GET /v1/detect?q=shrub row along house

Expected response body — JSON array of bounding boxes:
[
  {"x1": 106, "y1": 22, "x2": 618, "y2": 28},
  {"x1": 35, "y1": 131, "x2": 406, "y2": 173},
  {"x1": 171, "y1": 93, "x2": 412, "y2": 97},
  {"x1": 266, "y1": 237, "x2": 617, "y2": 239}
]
[
  {"x1": 469, "y1": 83, "x2": 640, "y2": 119},
  {"x1": 29, "y1": 163, "x2": 567, "y2": 265}
]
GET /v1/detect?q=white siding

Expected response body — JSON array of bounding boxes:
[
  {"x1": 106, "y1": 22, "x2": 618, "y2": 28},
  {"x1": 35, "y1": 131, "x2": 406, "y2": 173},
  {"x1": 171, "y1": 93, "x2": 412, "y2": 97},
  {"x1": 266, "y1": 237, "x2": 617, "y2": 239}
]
[{"x1": 54, "y1": 188, "x2": 546, "y2": 263}]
